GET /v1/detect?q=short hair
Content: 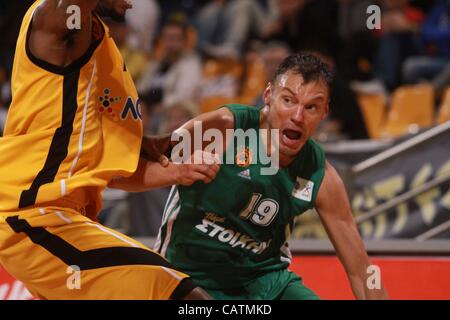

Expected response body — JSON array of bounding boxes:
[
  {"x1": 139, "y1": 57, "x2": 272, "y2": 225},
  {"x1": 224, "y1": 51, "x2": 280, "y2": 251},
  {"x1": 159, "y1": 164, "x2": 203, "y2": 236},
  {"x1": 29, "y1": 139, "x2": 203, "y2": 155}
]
[{"x1": 272, "y1": 53, "x2": 334, "y2": 90}]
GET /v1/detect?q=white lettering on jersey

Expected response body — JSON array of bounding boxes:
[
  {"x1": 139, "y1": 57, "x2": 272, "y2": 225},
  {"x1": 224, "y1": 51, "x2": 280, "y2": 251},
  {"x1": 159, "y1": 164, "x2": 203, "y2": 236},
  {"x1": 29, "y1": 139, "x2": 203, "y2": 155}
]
[{"x1": 194, "y1": 218, "x2": 271, "y2": 255}]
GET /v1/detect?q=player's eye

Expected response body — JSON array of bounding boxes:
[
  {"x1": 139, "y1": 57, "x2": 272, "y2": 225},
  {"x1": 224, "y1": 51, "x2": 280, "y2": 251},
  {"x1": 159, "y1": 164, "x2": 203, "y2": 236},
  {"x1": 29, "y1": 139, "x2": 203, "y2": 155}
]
[
  {"x1": 283, "y1": 96, "x2": 295, "y2": 105},
  {"x1": 306, "y1": 104, "x2": 318, "y2": 111}
]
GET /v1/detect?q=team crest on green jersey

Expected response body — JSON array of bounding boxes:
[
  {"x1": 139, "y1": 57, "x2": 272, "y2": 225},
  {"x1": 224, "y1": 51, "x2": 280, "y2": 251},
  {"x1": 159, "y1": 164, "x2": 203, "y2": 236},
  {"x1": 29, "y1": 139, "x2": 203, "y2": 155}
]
[
  {"x1": 292, "y1": 178, "x2": 314, "y2": 202},
  {"x1": 236, "y1": 146, "x2": 253, "y2": 168}
]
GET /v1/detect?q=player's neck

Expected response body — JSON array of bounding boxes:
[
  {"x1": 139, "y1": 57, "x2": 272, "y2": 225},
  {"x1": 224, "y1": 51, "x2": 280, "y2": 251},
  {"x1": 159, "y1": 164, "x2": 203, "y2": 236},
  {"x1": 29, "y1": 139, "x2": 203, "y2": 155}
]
[{"x1": 259, "y1": 119, "x2": 295, "y2": 169}]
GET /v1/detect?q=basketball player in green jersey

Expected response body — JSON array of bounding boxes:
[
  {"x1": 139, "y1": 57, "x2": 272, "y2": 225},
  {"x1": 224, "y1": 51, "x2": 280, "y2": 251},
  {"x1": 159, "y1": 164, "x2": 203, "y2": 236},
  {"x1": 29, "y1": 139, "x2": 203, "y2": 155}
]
[{"x1": 153, "y1": 53, "x2": 388, "y2": 300}]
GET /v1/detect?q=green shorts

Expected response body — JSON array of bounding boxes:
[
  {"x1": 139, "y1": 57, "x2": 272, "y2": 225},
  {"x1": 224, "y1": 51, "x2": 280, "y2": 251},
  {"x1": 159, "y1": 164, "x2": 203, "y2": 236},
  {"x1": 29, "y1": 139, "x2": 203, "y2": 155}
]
[{"x1": 203, "y1": 269, "x2": 320, "y2": 300}]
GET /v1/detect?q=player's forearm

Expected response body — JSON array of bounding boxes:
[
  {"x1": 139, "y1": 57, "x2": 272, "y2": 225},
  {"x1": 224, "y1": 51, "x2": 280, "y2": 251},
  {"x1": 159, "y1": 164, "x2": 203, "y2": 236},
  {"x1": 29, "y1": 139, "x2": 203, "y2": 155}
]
[
  {"x1": 108, "y1": 158, "x2": 179, "y2": 192},
  {"x1": 337, "y1": 238, "x2": 389, "y2": 299},
  {"x1": 141, "y1": 134, "x2": 173, "y2": 163},
  {"x1": 348, "y1": 273, "x2": 388, "y2": 300},
  {"x1": 326, "y1": 222, "x2": 389, "y2": 299}
]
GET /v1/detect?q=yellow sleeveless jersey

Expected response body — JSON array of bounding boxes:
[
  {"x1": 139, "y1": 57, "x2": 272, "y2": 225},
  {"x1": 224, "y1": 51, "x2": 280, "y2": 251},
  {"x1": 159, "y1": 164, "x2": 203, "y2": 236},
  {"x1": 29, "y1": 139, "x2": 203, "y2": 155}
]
[{"x1": 0, "y1": 1, "x2": 143, "y2": 217}]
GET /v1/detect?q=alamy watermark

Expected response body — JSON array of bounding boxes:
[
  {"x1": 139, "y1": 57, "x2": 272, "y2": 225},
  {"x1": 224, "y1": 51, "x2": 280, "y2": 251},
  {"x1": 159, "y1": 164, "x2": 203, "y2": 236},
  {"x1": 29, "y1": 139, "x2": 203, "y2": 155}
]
[
  {"x1": 366, "y1": 5, "x2": 381, "y2": 30},
  {"x1": 66, "y1": 5, "x2": 81, "y2": 30},
  {"x1": 66, "y1": 265, "x2": 81, "y2": 290},
  {"x1": 366, "y1": 265, "x2": 381, "y2": 290},
  {"x1": 170, "y1": 121, "x2": 281, "y2": 176}
]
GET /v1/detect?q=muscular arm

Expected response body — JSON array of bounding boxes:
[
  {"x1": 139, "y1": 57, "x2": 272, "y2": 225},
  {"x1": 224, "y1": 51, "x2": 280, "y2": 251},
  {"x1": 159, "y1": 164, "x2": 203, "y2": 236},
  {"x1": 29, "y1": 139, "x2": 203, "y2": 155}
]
[
  {"x1": 141, "y1": 107, "x2": 235, "y2": 163},
  {"x1": 29, "y1": 1, "x2": 100, "y2": 67},
  {"x1": 111, "y1": 107, "x2": 234, "y2": 192},
  {"x1": 108, "y1": 156, "x2": 220, "y2": 192},
  {"x1": 315, "y1": 161, "x2": 388, "y2": 300},
  {"x1": 30, "y1": 1, "x2": 131, "y2": 68}
]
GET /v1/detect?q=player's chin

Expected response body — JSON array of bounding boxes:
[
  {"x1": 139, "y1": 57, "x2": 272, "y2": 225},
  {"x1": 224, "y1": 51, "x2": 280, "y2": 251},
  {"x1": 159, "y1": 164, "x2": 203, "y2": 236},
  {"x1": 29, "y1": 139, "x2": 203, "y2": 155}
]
[
  {"x1": 279, "y1": 144, "x2": 302, "y2": 158},
  {"x1": 279, "y1": 138, "x2": 305, "y2": 155}
]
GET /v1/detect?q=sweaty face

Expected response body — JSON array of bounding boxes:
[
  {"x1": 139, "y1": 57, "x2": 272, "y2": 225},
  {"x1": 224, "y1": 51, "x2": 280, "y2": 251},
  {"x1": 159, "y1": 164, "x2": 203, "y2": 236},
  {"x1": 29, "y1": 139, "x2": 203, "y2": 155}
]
[
  {"x1": 162, "y1": 25, "x2": 186, "y2": 57},
  {"x1": 263, "y1": 70, "x2": 329, "y2": 164}
]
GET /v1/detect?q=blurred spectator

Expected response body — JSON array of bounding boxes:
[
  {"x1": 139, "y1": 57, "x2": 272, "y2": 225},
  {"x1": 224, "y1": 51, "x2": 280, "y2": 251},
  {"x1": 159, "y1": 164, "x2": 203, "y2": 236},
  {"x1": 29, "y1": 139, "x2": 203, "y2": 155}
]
[
  {"x1": 158, "y1": 101, "x2": 196, "y2": 133},
  {"x1": 254, "y1": 41, "x2": 291, "y2": 107},
  {"x1": 336, "y1": 0, "x2": 378, "y2": 82},
  {"x1": 328, "y1": 70, "x2": 370, "y2": 140},
  {"x1": 106, "y1": 17, "x2": 149, "y2": 83},
  {"x1": 195, "y1": 0, "x2": 270, "y2": 59},
  {"x1": 157, "y1": 0, "x2": 209, "y2": 27},
  {"x1": 262, "y1": 0, "x2": 339, "y2": 58},
  {"x1": 315, "y1": 53, "x2": 370, "y2": 141},
  {"x1": 125, "y1": 0, "x2": 160, "y2": 54},
  {"x1": 402, "y1": 0, "x2": 450, "y2": 85},
  {"x1": 139, "y1": 92, "x2": 161, "y2": 135},
  {"x1": 260, "y1": 41, "x2": 291, "y2": 82},
  {"x1": 138, "y1": 17, "x2": 202, "y2": 108},
  {"x1": 351, "y1": 0, "x2": 425, "y2": 95},
  {"x1": 338, "y1": 0, "x2": 374, "y2": 42}
]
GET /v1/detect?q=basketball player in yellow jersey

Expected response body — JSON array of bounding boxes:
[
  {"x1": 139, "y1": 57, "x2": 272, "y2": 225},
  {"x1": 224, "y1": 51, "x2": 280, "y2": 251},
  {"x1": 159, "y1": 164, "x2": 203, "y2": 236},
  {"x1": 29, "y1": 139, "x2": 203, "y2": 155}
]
[{"x1": 0, "y1": 0, "x2": 218, "y2": 299}]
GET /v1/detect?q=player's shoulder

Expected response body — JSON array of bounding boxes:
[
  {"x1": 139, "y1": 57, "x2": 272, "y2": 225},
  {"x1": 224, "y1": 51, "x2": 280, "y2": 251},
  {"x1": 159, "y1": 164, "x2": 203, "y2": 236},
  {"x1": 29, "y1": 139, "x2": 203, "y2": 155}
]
[
  {"x1": 315, "y1": 160, "x2": 347, "y2": 208},
  {"x1": 223, "y1": 103, "x2": 259, "y2": 115},
  {"x1": 302, "y1": 139, "x2": 326, "y2": 168},
  {"x1": 32, "y1": 1, "x2": 67, "y2": 32},
  {"x1": 33, "y1": 0, "x2": 95, "y2": 34},
  {"x1": 202, "y1": 107, "x2": 235, "y2": 131},
  {"x1": 221, "y1": 104, "x2": 260, "y2": 130}
]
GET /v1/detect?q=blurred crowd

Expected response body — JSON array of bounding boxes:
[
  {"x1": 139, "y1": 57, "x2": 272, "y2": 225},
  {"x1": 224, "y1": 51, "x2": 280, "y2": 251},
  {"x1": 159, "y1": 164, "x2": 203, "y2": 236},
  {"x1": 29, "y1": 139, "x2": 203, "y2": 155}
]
[{"x1": 0, "y1": 0, "x2": 449, "y2": 235}]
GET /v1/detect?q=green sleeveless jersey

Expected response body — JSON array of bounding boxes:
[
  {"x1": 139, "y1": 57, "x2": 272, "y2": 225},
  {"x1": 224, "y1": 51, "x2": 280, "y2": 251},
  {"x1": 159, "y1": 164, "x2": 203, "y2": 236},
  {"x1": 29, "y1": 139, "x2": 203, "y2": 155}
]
[{"x1": 155, "y1": 104, "x2": 326, "y2": 290}]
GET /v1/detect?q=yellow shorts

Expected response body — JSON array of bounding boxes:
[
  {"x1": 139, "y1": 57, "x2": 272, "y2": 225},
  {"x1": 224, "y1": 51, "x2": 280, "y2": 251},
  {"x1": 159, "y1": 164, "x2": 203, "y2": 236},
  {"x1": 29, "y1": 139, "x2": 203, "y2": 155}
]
[{"x1": 0, "y1": 206, "x2": 194, "y2": 300}]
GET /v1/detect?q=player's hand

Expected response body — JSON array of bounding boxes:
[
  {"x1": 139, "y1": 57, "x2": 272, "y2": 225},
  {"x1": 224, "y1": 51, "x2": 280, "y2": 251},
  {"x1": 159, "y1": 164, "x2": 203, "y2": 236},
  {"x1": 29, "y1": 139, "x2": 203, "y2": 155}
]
[
  {"x1": 174, "y1": 151, "x2": 221, "y2": 186},
  {"x1": 141, "y1": 135, "x2": 171, "y2": 168}
]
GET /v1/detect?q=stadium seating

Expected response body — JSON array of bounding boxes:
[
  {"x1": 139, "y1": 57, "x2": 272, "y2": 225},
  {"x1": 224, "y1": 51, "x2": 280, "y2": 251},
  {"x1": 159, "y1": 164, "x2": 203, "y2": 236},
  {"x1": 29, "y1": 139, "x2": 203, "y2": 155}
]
[
  {"x1": 382, "y1": 84, "x2": 434, "y2": 138},
  {"x1": 357, "y1": 93, "x2": 386, "y2": 139}
]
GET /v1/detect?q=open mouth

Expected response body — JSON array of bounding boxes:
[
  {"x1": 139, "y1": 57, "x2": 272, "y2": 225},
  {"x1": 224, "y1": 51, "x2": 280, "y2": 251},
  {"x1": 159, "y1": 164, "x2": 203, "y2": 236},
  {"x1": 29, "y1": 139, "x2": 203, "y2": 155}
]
[
  {"x1": 281, "y1": 129, "x2": 303, "y2": 149},
  {"x1": 282, "y1": 129, "x2": 302, "y2": 141}
]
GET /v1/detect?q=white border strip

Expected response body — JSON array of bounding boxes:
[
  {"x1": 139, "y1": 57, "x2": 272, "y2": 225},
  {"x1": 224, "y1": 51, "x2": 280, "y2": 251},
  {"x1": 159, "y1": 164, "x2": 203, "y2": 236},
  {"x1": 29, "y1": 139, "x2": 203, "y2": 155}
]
[
  {"x1": 60, "y1": 179, "x2": 66, "y2": 197},
  {"x1": 68, "y1": 61, "x2": 97, "y2": 178},
  {"x1": 56, "y1": 211, "x2": 72, "y2": 224},
  {"x1": 161, "y1": 267, "x2": 182, "y2": 281},
  {"x1": 86, "y1": 222, "x2": 139, "y2": 248},
  {"x1": 352, "y1": 121, "x2": 450, "y2": 174},
  {"x1": 160, "y1": 206, "x2": 181, "y2": 257}
]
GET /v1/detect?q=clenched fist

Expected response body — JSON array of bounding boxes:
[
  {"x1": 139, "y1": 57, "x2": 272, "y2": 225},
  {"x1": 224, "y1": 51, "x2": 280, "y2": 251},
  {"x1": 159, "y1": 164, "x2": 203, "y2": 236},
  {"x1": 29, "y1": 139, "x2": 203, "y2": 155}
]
[{"x1": 173, "y1": 150, "x2": 221, "y2": 186}]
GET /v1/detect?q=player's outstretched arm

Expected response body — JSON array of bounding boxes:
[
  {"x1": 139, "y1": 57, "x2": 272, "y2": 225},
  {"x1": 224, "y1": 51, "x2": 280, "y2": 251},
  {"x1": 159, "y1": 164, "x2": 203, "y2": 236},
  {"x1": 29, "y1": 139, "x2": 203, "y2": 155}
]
[
  {"x1": 315, "y1": 161, "x2": 389, "y2": 300},
  {"x1": 108, "y1": 151, "x2": 221, "y2": 192},
  {"x1": 141, "y1": 107, "x2": 235, "y2": 163},
  {"x1": 115, "y1": 107, "x2": 234, "y2": 192}
]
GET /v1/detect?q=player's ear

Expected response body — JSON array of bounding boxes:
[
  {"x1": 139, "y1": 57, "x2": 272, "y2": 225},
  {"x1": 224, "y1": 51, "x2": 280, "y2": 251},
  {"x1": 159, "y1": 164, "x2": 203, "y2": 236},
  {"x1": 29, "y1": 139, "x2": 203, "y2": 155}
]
[{"x1": 263, "y1": 83, "x2": 272, "y2": 106}]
